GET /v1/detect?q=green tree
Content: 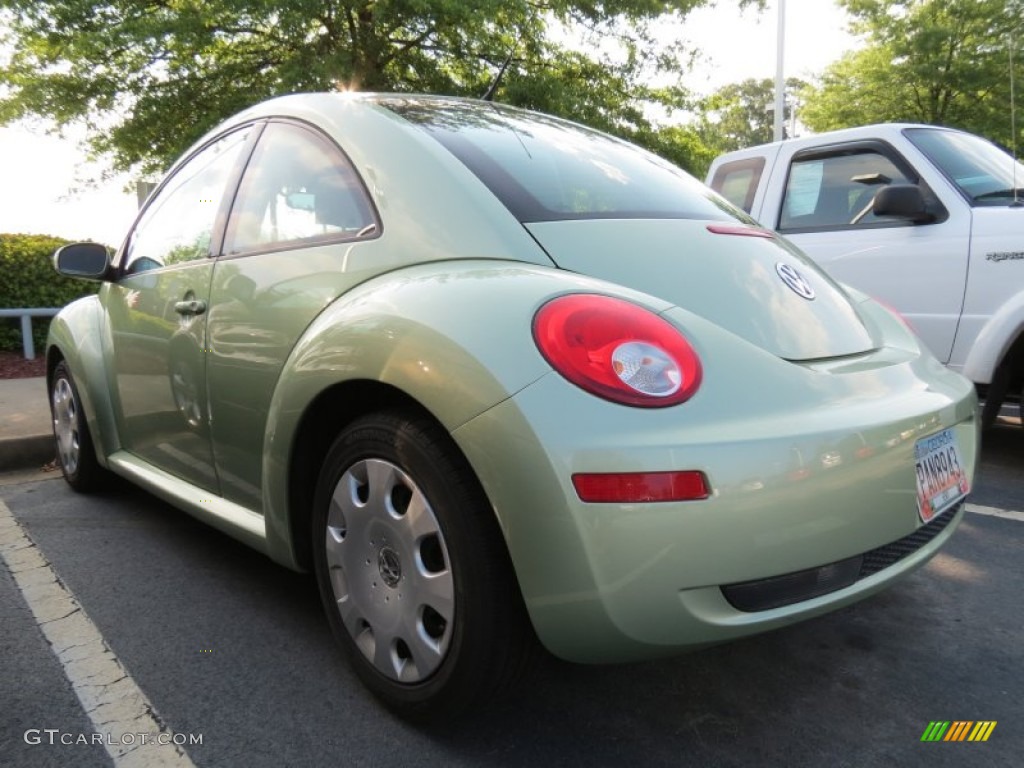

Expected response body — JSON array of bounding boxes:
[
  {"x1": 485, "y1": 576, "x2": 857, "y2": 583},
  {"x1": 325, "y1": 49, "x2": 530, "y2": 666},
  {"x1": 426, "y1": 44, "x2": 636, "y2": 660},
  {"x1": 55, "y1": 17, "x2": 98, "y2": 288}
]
[
  {"x1": 0, "y1": 0, "x2": 755, "y2": 176},
  {"x1": 695, "y1": 77, "x2": 808, "y2": 157},
  {"x1": 800, "y1": 0, "x2": 1023, "y2": 147}
]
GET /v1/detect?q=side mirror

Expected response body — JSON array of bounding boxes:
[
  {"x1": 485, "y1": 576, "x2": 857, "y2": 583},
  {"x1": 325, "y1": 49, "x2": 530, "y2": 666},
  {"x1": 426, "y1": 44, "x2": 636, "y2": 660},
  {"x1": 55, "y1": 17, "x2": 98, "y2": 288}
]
[
  {"x1": 54, "y1": 242, "x2": 111, "y2": 280},
  {"x1": 872, "y1": 184, "x2": 933, "y2": 223}
]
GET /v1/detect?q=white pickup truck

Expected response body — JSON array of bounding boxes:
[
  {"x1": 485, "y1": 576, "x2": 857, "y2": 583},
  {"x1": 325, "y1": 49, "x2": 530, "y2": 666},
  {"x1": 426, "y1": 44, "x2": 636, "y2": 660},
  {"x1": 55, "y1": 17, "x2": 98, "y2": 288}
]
[{"x1": 707, "y1": 123, "x2": 1024, "y2": 426}]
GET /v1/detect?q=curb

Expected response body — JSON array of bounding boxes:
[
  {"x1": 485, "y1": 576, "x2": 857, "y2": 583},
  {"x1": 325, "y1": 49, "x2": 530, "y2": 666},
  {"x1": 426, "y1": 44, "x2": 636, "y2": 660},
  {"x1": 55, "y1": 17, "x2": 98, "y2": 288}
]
[{"x1": 0, "y1": 434, "x2": 55, "y2": 472}]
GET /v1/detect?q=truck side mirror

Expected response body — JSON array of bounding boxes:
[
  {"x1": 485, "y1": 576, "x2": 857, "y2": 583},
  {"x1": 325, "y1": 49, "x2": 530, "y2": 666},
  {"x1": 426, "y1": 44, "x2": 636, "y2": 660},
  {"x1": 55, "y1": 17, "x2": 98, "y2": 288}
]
[{"x1": 872, "y1": 184, "x2": 933, "y2": 223}]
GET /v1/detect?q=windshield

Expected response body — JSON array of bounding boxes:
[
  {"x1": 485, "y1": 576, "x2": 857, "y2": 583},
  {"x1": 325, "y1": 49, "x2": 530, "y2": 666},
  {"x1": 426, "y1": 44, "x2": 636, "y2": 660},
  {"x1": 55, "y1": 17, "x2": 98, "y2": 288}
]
[
  {"x1": 905, "y1": 127, "x2": 1024, "y2": 206},
  {"x1": 383, "y1": 97, "x2": 748, "y2": 224}
]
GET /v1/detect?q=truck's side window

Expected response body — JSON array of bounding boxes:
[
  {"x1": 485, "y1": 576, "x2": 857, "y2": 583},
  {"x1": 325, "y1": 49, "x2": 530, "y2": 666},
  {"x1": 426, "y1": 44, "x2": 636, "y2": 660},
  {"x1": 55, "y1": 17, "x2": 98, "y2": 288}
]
[
  {"x1": 779, "y1": 148, "x2": 913, "y2": 232},
  {"x1": 709, "y1": 157, "x2": 765, "y2": 213}
]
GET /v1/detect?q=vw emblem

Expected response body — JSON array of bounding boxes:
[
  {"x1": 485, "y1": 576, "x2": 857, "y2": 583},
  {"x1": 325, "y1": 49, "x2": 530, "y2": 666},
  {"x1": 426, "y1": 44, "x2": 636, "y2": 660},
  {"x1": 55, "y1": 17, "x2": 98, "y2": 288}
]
[
  {"x1": 776, "y1": 262, "x2": 816, "y2": 300},
  {"x1": 378, "y1": 546, "x2": 402, "y2": 587}
]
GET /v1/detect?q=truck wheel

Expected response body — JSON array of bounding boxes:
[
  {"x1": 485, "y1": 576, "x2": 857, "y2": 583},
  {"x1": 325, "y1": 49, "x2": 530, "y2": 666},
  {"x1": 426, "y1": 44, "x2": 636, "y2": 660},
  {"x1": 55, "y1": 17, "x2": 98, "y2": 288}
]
[
  {"x1": 311, "y1": 411, "x2": 536, "y2": 721},
  {"x1": 980, "y1": 365, "x2": 1010, "y2": 429},
  {"x1": 50, "y1": 360, "x2": 107, "y2": 491}
]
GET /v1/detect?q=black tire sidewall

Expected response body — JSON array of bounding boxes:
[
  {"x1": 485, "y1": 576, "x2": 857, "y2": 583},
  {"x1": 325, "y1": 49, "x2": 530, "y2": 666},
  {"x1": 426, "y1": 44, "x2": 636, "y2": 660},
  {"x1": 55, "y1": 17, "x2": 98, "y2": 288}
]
[
  {"x1": 311, "y1": 411, "x2": 514, "y2": 720},
  {"x1": 50, "y1": 360, "x2": 105, "y2": 491}
]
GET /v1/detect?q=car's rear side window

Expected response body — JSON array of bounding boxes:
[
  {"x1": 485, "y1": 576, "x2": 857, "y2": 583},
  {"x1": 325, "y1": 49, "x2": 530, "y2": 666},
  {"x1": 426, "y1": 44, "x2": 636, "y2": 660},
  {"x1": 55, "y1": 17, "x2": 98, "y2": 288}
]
[
  {"x1": 224, "y1": 121, "x2": 378, "y2": 255},
  {"x1": 384, "y1": 99, "x2": 743, "y2": 224}
]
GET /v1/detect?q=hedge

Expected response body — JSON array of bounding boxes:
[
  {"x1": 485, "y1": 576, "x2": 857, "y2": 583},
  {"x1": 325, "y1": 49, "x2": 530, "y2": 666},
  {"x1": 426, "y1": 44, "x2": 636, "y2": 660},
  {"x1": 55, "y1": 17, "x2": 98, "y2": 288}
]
[{"x1": 0, "y1": 233, "x2": 103, "y2": 353}]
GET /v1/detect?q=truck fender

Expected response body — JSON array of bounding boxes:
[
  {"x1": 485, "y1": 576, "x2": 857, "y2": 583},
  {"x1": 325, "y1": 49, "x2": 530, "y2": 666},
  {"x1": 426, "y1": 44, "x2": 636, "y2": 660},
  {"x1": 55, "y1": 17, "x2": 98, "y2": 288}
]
[{"x1": 960, "y1": 291, "x2": 1024, "y2": 384}]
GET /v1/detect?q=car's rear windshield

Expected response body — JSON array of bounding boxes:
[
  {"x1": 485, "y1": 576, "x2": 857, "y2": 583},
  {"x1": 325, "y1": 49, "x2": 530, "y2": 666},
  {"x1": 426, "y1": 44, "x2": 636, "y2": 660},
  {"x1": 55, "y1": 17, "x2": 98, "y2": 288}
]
[{"x1": 382, "y1": 98, "x2": 744, "y2": 224}]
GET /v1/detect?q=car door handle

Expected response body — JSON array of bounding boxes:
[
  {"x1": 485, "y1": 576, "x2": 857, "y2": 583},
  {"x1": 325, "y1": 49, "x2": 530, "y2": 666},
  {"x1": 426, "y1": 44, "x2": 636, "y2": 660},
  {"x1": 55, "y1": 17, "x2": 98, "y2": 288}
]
[{"x1": 174, "y1": 299, "x2": 207, "y2": 316}]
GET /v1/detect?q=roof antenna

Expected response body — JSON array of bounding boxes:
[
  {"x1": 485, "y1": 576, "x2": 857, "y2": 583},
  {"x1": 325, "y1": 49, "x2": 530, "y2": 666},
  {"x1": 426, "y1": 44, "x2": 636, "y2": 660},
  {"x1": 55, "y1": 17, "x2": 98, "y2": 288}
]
[
  {"x1": 481, "y1": 49, "x2": 515, "y2": 102},
  {"x1": 1011, "y1": 28, "x2": 1021, "y2": 206}
]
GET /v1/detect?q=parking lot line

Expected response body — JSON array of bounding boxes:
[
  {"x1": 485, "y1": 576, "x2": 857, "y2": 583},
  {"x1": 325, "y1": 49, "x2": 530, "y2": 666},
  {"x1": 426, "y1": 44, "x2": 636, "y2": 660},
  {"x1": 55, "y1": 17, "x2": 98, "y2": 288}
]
[
  {"x1": 966, "y1": 503, "x2": 1024, "y2": 522},
  {"x1": 0, "y1": 498, "x2": 197, "y2": 768}
]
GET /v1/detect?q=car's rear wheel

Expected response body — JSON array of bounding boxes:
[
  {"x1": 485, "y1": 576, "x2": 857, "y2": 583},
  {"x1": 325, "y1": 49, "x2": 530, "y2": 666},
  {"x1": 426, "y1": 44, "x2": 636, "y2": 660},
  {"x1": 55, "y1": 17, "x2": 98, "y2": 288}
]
[
  {"x1": 50, "y1": 360, "x2": 106, "y2": 491},
  {"x1": 312, "y1": 411, "x2": 536, "y2": 721}
]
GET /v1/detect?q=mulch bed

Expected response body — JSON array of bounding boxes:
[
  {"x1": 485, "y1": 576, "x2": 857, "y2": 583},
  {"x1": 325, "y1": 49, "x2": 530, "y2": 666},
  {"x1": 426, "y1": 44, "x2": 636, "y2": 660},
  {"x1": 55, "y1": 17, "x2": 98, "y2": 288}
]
[{"x1": 0, "y1": 349, "x2": 47, "y2": 379}]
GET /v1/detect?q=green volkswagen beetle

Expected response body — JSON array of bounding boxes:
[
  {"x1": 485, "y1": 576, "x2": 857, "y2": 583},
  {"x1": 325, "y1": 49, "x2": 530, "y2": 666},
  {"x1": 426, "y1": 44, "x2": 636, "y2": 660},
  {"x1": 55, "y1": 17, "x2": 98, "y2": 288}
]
[{"x1": 47, "y1": 93, "x2": 977, "y2": 720}]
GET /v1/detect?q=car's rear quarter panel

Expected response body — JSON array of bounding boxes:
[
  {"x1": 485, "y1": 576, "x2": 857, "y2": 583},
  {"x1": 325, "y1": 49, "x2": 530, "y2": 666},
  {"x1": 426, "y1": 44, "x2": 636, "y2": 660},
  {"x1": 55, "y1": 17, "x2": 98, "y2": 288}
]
[
  {"x1": 259, "y1": 261, "x2": 676, "y2": 568},
  {"x1": 453, "y1": 300, "x2": 978, "y2": 662}
]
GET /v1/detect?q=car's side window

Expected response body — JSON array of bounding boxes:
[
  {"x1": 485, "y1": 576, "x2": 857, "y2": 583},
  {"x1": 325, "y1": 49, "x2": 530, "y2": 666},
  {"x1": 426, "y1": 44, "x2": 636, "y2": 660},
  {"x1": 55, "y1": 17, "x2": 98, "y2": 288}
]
[
  {"x1": 709, "y1": 157, "x2": 765, "y2": 213},
  {"x1": 123, "y1": 128, "x2": 252, "y2": 273},
  {"x1": 223, "y1": 122, "x2": 377, "y2": 255},
  {"x1": 778, "y1": 148, "x2": 915, "y2": 233}
]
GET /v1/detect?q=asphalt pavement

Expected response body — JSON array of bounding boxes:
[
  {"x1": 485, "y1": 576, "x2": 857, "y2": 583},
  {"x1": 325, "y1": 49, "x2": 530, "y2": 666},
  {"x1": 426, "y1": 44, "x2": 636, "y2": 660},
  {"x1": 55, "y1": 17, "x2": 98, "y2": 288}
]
[
  {"x1": 2, "y1": 466, "x2": 1021, "y2": 767},
  {"x1": 1, "y1": 373, "x2": 1021, "y2": 767}
]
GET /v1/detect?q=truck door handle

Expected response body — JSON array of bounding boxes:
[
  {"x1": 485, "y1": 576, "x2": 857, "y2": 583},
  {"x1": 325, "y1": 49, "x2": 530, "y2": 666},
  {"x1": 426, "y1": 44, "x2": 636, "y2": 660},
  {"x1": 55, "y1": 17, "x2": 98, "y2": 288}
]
[{"x1": 174, "y1": 299, "x2": 207, "y2": 316}]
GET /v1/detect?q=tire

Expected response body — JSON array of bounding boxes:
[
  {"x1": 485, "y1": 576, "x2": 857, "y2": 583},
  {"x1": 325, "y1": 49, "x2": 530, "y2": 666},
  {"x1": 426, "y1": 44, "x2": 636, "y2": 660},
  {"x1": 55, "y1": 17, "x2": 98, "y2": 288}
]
[
  {"x1": 980, "y1": 365, "x2": 1010, "y2": 429},
  {"x1": 312, "y1": 411, "x2": 536, "y2": 721},
  {"x1": 50, "y1": 360, "x2": 107, "y2": 492}
]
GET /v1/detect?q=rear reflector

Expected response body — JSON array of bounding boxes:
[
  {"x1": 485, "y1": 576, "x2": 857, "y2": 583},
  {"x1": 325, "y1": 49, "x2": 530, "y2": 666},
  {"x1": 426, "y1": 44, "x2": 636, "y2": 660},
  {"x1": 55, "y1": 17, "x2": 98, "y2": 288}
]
[{"x1": 572, "y1": 471, "x2": 710, "y2": 503}]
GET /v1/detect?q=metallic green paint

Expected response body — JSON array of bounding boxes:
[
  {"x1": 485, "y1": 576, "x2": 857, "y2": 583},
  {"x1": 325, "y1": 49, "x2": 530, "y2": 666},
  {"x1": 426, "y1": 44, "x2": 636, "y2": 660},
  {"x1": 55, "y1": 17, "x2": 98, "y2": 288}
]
[
  {"x1": 109, "y1": 262, "x2": 219, "y2": 491},
  {"x1": 46, "y1": 93, "x2": 980, "y2": 665},
  {"x1": 258, "y1": 259, "x2": 671, "y2": 567},
  {"x1": 215, "y1": 96, "x2": 555, "y2": 272},
  {"x1": 46, "y1": 293, "x2": 121, "y2": 467},
  {"x1": 452, "y1": 320, "x2": 976, "y2": 661},
  {"x1": 527, "y1": 219, "x2": 875, "y2": 360}
]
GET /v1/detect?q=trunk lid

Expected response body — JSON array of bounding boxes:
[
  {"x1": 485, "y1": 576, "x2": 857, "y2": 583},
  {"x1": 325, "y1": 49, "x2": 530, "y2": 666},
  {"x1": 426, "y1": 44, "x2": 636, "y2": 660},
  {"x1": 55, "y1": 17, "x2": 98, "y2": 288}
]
[{"x1": 525, "y1": 219, "x2": 875, "y2": 361}]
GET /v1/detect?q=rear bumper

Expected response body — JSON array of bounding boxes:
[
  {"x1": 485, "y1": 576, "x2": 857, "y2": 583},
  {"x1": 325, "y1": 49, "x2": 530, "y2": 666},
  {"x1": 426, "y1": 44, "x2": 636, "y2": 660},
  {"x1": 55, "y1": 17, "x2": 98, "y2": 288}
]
[{"x1": 453, "y1": 342, "x2": 978, "y2": 663}]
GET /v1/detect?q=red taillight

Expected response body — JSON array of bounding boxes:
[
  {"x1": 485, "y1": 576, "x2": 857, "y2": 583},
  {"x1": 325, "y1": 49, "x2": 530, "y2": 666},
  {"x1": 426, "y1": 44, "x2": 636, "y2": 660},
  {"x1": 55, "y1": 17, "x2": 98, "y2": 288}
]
[
  {"x1": 572, "y1": 471, "x2": 710, "y2": 503},
  {"x1": 532, "y1": 294, "x2": 702, "y2": 407}
]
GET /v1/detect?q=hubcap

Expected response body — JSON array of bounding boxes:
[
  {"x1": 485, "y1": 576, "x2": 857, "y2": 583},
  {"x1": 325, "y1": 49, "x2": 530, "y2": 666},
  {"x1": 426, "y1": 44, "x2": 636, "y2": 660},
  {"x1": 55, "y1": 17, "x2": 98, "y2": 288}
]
[
  {"x1": 52, "y1": 377, "x2": 80, "y2": 475},
  {"x1": 325, "y1": 458, "x2": 454, "y2": 683}
]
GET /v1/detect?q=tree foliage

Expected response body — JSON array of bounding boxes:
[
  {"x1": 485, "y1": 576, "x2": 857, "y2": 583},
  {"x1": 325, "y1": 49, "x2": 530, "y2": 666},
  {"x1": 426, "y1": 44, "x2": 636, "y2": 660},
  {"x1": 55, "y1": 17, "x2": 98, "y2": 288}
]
[
  {"x1": 800, "y1": 0, "x2": 1024, "y2": 147},
  {"x1": 694, "y1": 77, "x2": 808, "y2": 159},
  {"x1": 0, "y1": 0, "x2": 756, "y2": 176}
]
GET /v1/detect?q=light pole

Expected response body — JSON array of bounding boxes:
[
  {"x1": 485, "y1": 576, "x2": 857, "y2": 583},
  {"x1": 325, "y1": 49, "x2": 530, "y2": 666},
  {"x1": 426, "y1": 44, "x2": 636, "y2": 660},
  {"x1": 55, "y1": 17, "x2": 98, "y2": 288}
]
[{"x1": 773, "y1": 0, "x2": 786, "y2": 142}]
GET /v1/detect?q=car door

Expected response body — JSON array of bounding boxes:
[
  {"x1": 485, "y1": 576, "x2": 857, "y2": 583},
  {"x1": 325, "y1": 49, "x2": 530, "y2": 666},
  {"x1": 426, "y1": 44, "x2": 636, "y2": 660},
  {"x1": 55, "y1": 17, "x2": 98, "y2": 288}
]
[
  {"x1": 107, "y1": 126, "x2": 255, "y2": 491},
  {"x1": 768, "y1": 141, "x2": 970, "y2": 364},
  {"x1": 205, "y1": 120, "x2": 381, "y2": 510}
]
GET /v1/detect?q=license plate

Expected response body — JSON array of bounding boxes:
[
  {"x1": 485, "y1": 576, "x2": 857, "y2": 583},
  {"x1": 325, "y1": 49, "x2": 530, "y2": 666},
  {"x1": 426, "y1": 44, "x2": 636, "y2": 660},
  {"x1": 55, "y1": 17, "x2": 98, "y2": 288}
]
[{"x1": 914, "y1": 428, "x2": 969, "y2": 523}]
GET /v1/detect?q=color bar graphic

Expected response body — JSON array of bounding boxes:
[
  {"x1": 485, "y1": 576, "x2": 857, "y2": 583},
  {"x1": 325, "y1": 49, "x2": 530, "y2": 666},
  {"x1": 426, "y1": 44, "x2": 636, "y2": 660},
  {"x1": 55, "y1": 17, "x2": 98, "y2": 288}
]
[
  {"x1": 920, "y1": 721, "x2": 996, "y2": 742},
  {"x1": 967, "y1": 722, "x2": 997, "y2": 742},
  {"x1": 921, "y1": 721, "x2": 949, "y2": 742}
]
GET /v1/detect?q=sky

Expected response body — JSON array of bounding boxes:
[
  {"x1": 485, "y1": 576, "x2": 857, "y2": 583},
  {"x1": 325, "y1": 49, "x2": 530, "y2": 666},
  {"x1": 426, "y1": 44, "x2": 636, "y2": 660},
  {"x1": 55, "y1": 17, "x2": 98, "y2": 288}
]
[{"x1": 0, "y1": 0, "x2": 857, "y2": 246}]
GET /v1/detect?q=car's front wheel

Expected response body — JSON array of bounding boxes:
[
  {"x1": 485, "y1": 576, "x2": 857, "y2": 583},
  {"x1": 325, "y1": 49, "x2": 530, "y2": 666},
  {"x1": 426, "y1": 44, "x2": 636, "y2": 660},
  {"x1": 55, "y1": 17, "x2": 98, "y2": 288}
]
[
  {"x1": 50, "y1": 360, "x2": 106, "y2": 491},
  {"x1": 312, "y1": 411, "x2": 536, "y2": 721}
]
